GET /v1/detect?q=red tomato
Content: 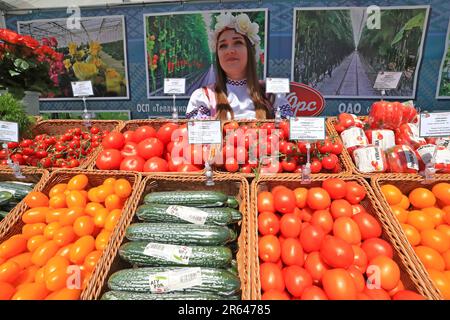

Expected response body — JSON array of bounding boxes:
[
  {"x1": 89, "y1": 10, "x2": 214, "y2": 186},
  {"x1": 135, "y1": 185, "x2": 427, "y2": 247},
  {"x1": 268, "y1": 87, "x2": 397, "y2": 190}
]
[
  {"x1": 283, "y1": 266, "x2": 312, "y2": 298},
  {"x1": 367, "y1": 256, "x2": 400, "y2": 291},
  {"x1": 322, "y1": 178, "x2": 347, "y2": 200},
  {"x1": 307, "y1": 188, "x2": 331, "y2": 210},
  {"x1": 345, "y1": 182, "x2": 366, "y2": 204},
  {"x1": 310, "y1": 210, "x2": 333, "y2": 234},
  {"x1": 120, "y1": 156, "x2": 145, "y2": 172},
  {"x1": 258, "y1": 235, "x2": 281, "y2": 263},
  {"x1": 102, "y1": 132, "x2": 125, "y2": 150},
  {"x1": 299, "y1": 224, "x2": 325, "y2": 253},
  {"x1": 224, "y1": 157, "x2": 239, "y2": 173},
  {"x1": 301, "y1": 286, "x2": 328, "y2": 300},
  {"x1": 330, "y1": 199, "x2": 353, "y2": 219},
  {"x1": 258, "y1": 212, "x2": 280, "y2": 236},
  {"x1": 304, "y1": 251, "x2": 329, "y2": 283},
  {"x1": 121, "y1": 142, "x2": 139, "y2": 157},
  {"x1": 322, "y1": 268, "x2": 357, "y2": 300},
  {"x1": 137, "y1": 138, "x2": 164, "y2": 160},
  {"x1": 274, "y1": 188, "x2": 296, "y2": 214},
  {"x1": 333, "y1": 217, "x2": 361, "y2": 245},
  {"x1": 261, "y1": 290, "x2": 290, "y2": 300},
  {"x1": 96, "y1": 149, "x2": 123, "y2": 170},
  {"x1": 156, "y1": 123, "x2": 179, "y2": 145},
  {"x1": 363, "y1": 287, "x2": 391, "y2": 300},
  {"x1": 352, "y1": 213, "x2": 382, "y2": 240},
  {"x1": 257, "y1": 192, "x2": 275, "y2": 213},
  {"x1": 122, "y1": 130, "x2": 137, "y2": 143},
  {"x1": 260, "y1": 262, "x2": 285, "y2": 292},
  {"x1": 293, "y1": 188, "x2": 308, "y2": 208},
  {"x1": 347, "y1": 265, "x2": 365, "y2": 292},
  {"x1": 167, "y1": 157, "x2": 185, "y2": 172},
  {"x1": 134, "y1": 126, "x2": 156, "y2": 142},
  {"x1": 310, "y1": 159, "x2": 322, "y2": 173},
  {"x1": 392, "y1": 290, "x2": 426, "y2": 300},
  {"x1": 352, "y1": 245, "x2": 368, "y2": 273},
  {"x1": 361, "y1": 238, "x2": 393, "y2": 261},
  {"x1": 352, "y1": 204, "x2": 367, "y2": 215},
  {"x1": 319, "y1": 235, "x2": 354, "y2": 269},
  {"x1": 279, "y1": 213, "x2": 302, "y2": 238},
  {"x1": 281, "y1": 238, "x2": 304, "y2": 267},
  {"x1": 260, "y1": 158, "x2": 282, "y2": 174},
  {"x1": 177, "y1": 164, "x2": 202, "y2": 172},
  {"x1": 143, "y1": 157, "x2": 169, "y2": 172}
]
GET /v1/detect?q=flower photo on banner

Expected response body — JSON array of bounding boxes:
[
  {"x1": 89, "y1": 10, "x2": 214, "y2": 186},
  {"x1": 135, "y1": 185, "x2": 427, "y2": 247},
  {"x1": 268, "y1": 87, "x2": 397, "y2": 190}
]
[
  {"x1": 17, "y1": 15, "x2": 129, "y2": 100},
  {"x1": 436, "y1": 19, "x2": 450, "y2": 99},
  {"x1": 144, "y1": 9, "x2": 267, "y2": 99}
]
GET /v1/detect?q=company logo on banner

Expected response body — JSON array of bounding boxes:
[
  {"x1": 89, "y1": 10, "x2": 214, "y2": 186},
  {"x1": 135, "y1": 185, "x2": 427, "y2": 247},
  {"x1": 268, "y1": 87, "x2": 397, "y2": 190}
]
[{"x1": 287, "y1": 82, "x2": 325, "y2": 116}]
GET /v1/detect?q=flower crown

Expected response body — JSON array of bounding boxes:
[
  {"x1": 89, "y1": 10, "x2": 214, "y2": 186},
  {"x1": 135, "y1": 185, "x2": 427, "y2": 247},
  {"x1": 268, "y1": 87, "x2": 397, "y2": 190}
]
[{"x1": 210, "y1": 12, "x2": 261, "y2": 55}]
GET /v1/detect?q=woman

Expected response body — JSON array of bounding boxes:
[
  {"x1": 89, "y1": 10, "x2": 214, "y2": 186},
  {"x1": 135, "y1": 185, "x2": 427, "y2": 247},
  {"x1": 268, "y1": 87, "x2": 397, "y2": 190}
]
[{"x1": 186, "y1": 12, "x2": 293, "y2": 120}]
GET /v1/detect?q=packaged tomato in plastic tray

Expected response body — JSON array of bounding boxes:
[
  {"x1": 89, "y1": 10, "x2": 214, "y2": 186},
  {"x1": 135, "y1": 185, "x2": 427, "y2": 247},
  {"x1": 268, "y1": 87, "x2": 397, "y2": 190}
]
[{"x1": 353, "y1": 146, "x2": 388, "y2": 174}]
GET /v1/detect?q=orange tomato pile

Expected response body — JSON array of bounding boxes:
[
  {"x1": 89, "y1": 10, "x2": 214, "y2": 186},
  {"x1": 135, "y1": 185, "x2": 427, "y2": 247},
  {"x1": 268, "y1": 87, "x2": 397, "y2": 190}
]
[
  {"x1": 0, "y1": 174, "x2": 132, "y2": 300},
  {"x1": 381, "y1": 183, "x2": 450, "y2": 299},
  {"x1": 257, "y1": 178, "x2": 426, "y2": 300}
]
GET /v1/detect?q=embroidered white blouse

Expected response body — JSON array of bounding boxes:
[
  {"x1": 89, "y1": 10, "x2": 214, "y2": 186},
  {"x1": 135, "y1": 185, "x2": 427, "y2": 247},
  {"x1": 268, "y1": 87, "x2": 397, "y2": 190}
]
[{"x1": 186, "y1": 79, "x2": 293, "y2": 119}]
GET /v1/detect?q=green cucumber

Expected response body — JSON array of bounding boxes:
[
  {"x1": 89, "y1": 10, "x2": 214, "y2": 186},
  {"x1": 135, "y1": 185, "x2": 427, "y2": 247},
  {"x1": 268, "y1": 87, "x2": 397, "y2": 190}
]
[
  {"x1": 136, "y1": 204, "x2": 242, "y2": 225},
  {"x1": 0, "y1": 210, "x2": 8, "y2": 221},
  {"x1": 227, "y1": 260, "x2": 238, "y2": 276},
  {"x1": 0, "y1": 181, "x2": 33, "y2": 200},
  {"x1": 107, "y1": 267, "x2": 241, "y2": 296},
  {"x1": 144, "y1": 191, "x2": 228, "y2": 207},
  {"x1": 226, "y1": 196, "x2": 239, "y2": 209},
  {"x1": 0, "y1": 191, "x2": 13, "y2": 206},
  {"x1": 119, "y1": 241, "x2": 232, "y2": 268},
  {"x1": 101, "y1": 291, "x2": 240, "y2": 300},
  {"x1": 125, "y1": 223, "x2": 236, "y2": 245}
]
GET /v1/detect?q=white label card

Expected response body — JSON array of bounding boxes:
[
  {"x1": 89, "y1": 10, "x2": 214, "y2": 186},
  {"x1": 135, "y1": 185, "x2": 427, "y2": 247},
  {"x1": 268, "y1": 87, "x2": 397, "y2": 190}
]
[
  {"x1": 187, "y1": 121, "x2": 222, "y2": 145},
  {"x1": 266, "y1": 78, "x2": 290, "y2": 94},
  {"x1": 143, "y1": 242, "x2": 192, "y2": 265},
  {"x1": 71, "y1": 81, "x2": 94, "y2": 97},
  {"x1": 164, "y1": 78, "x2": 186, "y2": 95},
  {"x1": 373, "y1": 72, "x2": 403, "y2": 90},
  {"x1": 148, "y1": 268, "x2": 202, "y2": 293},
  {"x1": 166, "y1": 205, "x2": 209, "y2": 225},
  {"x1": 0, "y1": 121, "x2": 19, "y2": 142},
  {"x1": 289, "y1": 117, "x2": 326, "y2": 141},
  {"x1": 419, "y1": 112, "x2": 450, "y2": 137}
]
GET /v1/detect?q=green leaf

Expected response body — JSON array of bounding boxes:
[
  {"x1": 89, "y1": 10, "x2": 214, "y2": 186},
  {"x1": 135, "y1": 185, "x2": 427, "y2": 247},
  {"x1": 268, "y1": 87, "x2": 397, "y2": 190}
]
[
  {"x1": 404, "y1": 12, "x2": 425, "y2": 31},
  {"x1": 9, "y1": 70, "x2": 21, "y2": 77},
  {"x1": 14, "y1": 58, "x2": 30, "y2": 71},
  {"x1": 391, "y1": 26, "x2": 406, "y2": 46}
]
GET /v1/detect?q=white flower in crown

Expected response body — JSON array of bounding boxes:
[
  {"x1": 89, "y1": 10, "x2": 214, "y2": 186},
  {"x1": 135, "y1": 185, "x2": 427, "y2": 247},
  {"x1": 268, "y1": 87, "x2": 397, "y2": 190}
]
[{"x1": 215, "y1": 12, "x2": 236, "y2": 32}]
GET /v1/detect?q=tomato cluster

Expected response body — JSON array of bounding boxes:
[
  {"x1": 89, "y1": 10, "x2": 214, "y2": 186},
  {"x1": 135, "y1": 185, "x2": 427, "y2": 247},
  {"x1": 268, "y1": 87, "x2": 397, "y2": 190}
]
[
  {"x1": 217, "y1": 121, "x2": 344, "y2": 174},
  {"x1": 381, "y1": 183, "x2": 450, "y2": 299},
  {"x1": 0, "y1": 174, "x2": 132, "y2": 300},
  {"x1": 335, "y1": 110, "x2": 450, "y2": 174},
  {"x1": 0, "y1": 127, "x2": 105, "y2": 169},
  {"x1": 257, "y1": 178, "x2": 426, "y2": 300},
  {"x1": 95, "y1": 123, "x2": 203, "y2": 172}
]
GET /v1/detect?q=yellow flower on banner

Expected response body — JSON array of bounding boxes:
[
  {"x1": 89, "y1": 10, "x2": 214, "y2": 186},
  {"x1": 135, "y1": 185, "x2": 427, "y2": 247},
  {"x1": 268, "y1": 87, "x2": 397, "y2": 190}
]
[
  {"x1": 89, "y1": 41, "x2": 102, "y2": 56},
  {"x1": 72, "y1": 61, "x2": 98, "y2": 80},
  {"x1": 68, "y1": 42, "x2": 77, "y2": 56},
  {"x1": 63, "y1": 59, "x2": 72, "y2": 70},
  {"x1": 77, "y1": 50, "x2": 86, "y2": 58},
  {"x1": 105, "y1": 68, "x2": 123, "y2": 95}
]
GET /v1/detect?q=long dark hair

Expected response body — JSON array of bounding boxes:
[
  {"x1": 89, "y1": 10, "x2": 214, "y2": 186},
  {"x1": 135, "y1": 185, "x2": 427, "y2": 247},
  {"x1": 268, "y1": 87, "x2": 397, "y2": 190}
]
[{"x1": 214, "y1": 29, "x2": 274, "y2": 120}]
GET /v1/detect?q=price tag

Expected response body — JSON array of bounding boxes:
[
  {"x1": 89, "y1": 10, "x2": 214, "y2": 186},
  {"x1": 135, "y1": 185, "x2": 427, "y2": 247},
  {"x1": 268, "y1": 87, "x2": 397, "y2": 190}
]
[
  {"x1": 0, "y1": 121, "x2": 19, "y2": 142},
  {"x1": 166, "y1": 205, "x2": 209, "y2": 225},
  {"x1": 143, "y1": 242, "x2": 192, "y2": 265},
  {"x1": 373, "y1": 72, "x2": 402, "y2": 90},
  {"x1": 187, "y1": 121, "x2": 222, "y2": 145},
  {"x1": 419, "y1": 112, "x2": 450, "y2": 137},
  {"x1": 71, "y1": 81, "x2": 94, "y2": 97},
  {"x1": 148, "y1": 268, "x2": 202, "y2": 293},
  {"x1": 164, "y1": 78, "x2": 186, "y2": 95},
  {"x1": 266, "y1": 78, "x2": 290, "y2": 94},
  {"x1": 289, "y1": 117, "x2": 326, "y2": 141}
]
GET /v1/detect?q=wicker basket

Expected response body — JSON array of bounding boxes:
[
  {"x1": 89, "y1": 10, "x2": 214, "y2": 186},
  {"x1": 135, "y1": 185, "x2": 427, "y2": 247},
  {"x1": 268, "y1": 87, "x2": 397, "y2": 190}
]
[
  {"x1": 371, "y1": 174, "x2": 450, "y2": 300},
  {"x1": 88, "y1": 119, "x2": 205, "y2": 175},
  {"x1": 215, "y1": 120, "x2": 352, "y2": 178},
  {"x1": 85, "y1": 173, "x2": 252, "y2": 300},
  {"x1": 250, "y1": 174, "x2": 439, "y2": 300},
  {"x1": 0, "y1": 168, "x2": 49, "y2": 239},
  {"x1": 0, "y1": 169, "x2": 141, "y2": 300}
]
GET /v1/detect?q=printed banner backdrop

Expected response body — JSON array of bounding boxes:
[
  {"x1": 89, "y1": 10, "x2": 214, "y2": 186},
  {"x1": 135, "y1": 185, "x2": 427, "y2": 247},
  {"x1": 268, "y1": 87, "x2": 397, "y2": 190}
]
[
  {"x1": 144, "y1": 9, "x2": 267, "y2": 99},
  {"x1": 292, "y1": 6, "x2": 429, "y2": 99},
  {"x1": 18, "y1": 15, "x2": 129, "y2": 100},
  {"x1": 437, "y1": 19, "x2": 450, "y2": 99},
  {"x1": 4, "y1": 0, "x2": 450, "y2": 118}
]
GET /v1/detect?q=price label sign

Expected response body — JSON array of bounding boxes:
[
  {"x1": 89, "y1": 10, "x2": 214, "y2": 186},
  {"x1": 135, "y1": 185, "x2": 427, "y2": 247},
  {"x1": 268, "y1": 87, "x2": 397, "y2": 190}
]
[
  {"x1": 0, "y1": 121, "x2": 19, "y2": 142},
  {"x1": 266, "y1": 78, "x2": 290, "y2": 94},
  {"x1": 419, "y1": 112, "x2": 450, "y2": 137},
  {"x1": 373, "y1": 72, "x2": 403, "y2": 90},
  {"x1": 71, "y1": 81, "x2": 94, "y2": 97},
  {"x1": 164, "y1": 78, "x2": 186, "y2": 95},
  {"x1": 289, "y1": 117, "x2": 326, "y2": 141},
  {"x1": 187, "y1": 121, "x2": 222, "y2": 145}
]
